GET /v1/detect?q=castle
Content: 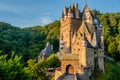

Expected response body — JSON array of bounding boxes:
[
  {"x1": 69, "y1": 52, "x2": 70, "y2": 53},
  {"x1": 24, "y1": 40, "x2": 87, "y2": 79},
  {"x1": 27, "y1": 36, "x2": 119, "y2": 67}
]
[{"x1": 55, "y1": 3, "x2": 104, "y2": 80}]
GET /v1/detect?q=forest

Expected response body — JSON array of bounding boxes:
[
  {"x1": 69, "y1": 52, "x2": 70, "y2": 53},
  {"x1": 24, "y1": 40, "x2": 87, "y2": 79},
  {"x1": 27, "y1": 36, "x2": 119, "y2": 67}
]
[{"x1": 0, "y1": 10, "x2": 120, "y2": 80}]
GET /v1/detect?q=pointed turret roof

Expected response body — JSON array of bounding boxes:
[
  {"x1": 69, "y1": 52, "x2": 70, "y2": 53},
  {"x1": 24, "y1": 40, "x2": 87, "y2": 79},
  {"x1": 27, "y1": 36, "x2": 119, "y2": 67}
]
[
  {"x1": 68, "y1": 6, "x2": 72, "y2": 13},
  {"x1": 83, "y1": 4, "x2": 89, "y2": 12},
  {"x1": 91, "y1": 31, "x2": 99, "y2": 48},
  {"x1": 64, "y1": 6, "x2": 68, "y2": 16},
  {"x1": 82, "y1": 4, "x2": 93, "y2": 19},
  {"x1": 61, "y1": 11, "x2": 64, "y2": 18}
]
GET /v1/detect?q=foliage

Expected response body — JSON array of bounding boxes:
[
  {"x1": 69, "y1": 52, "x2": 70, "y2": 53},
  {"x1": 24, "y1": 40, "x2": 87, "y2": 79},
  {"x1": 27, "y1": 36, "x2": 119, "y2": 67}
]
[
  {"x1": 45, "y1": 54, "x2": 61, "y2": 68},
  {"x1": 100, "y1": 61, "x2": 120, "y2": 80},
  {"x1": 0, "y1": 21, "x2": 61, "y2": 80},
  {"x1": 90, "y1": 60, "x2": 120, "y2": 80},
  {"x1": 0, "y1": 21, "x2": 60, "y2": 62},
  {"x1": 24, "y1": 59, "x2": 49, "y2": 80},
  {"x1": 0, "y1": 52, "x2": 29, "y2": 80},
  {"x1": 0, "y1": 51, "x2": 60, "y2": 80},
  {"x1": 24, "y1": 54, "x2": 60, "y2": 80}
]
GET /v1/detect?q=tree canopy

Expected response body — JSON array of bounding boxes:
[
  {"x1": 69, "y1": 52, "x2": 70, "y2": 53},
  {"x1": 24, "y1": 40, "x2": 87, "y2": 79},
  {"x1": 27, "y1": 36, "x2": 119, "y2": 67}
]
[
  {"x1": 0, "y1": 52, "x2": 29, "y2": 80},
  {"x1": 0, "y1": 21, "x2": 60, "y2": 62}
]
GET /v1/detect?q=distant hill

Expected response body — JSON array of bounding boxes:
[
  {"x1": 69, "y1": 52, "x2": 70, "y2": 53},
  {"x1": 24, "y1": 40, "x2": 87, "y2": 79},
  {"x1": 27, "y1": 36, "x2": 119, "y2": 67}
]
[{"x1": 0, "y1": 21, "x2": 60, "y2": 62}]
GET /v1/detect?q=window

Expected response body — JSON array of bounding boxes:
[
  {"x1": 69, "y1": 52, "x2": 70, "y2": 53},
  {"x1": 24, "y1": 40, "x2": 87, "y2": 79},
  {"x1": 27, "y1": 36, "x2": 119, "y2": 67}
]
[{"x1": 94, "y1": 51, "x2": 96, "y2": 54}]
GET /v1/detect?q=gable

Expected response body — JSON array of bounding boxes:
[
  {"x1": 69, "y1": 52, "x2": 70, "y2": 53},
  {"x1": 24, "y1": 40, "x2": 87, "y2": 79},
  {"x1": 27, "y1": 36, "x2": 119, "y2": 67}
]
[
  {"x1": 82, "y1": 5, "x2": 92, "y2": 18},
  {"x1": 78, "y1": 22, "x2": 91, "y2": 36}
]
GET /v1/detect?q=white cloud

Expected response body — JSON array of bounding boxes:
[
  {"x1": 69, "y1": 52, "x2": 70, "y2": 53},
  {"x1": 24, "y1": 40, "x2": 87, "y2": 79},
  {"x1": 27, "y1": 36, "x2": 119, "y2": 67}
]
[{"x1": 41, "y1": 17, "x2": 53, "y2": 26}]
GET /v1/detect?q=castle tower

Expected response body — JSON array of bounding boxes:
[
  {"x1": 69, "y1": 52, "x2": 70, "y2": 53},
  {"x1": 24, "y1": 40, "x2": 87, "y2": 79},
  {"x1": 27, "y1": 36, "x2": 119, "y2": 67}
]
[
  {"x1": 55, "y1": 3, "x2": 104, "y2": 80},
  {"x1": 92, "y1": 15, "x2": 105, "y2": 72},
  {"x1": 60, "y1": 4, "x2": 81, "y2": 53}
]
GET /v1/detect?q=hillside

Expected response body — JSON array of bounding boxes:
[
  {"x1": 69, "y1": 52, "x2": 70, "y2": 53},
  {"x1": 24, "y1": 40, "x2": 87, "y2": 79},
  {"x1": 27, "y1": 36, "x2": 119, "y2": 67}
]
[{"x1": 0, "y1": 21, "x2": 60, "y2": 62}]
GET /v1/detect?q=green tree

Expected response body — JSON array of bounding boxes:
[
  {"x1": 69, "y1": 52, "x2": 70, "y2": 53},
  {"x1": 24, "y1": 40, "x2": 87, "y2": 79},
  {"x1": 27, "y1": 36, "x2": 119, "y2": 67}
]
[
  {"x1": 109, "y1": 15, "x2": 117, "y2": 27},
  {"x1": 117, "y1": 21, "x2": 120, "y2": 34},
  {"x1": 0, "y1": 52, "x2": 29, "y2": 80},
  {"x1": 45, "y1": 54, "x2": 61, "y2": 68},
  {"x1": 100, "y1": 61, "x2": 120, "y2": 80},
  {"x1": 24, "y1": 59, "x2": 50, "y2": 80},
  {"x1": 108, "y1": 41, "x2": 117, "y2": 57},
  {"x1": 91, "y1": 9, "x2": 101, "y2": 15}
]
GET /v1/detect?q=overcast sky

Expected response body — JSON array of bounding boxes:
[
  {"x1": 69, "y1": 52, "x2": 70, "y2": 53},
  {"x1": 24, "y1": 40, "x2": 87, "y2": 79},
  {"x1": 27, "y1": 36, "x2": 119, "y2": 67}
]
[{"x1": 0, "y1": 0, "x2": 120, "y2": 27}]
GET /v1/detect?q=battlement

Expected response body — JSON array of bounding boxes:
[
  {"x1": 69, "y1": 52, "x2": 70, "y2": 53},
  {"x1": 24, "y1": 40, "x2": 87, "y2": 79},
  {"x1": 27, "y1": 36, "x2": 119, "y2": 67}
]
[{"x1": 61, "y1": 4, "x2": 81, "y2": 22}]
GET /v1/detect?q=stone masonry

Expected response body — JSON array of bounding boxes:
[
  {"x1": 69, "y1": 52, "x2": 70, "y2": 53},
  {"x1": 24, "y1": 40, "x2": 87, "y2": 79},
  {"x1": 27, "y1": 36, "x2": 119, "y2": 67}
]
[{"x1": 55, "y1": 3, "x2": 104, "y2": 80}]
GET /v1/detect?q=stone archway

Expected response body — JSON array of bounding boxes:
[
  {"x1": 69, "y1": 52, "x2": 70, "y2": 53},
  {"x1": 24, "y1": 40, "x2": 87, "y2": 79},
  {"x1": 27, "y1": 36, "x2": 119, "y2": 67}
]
[{"x1": 66, "y1": 64, "x2": 74, "y2": 75}]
